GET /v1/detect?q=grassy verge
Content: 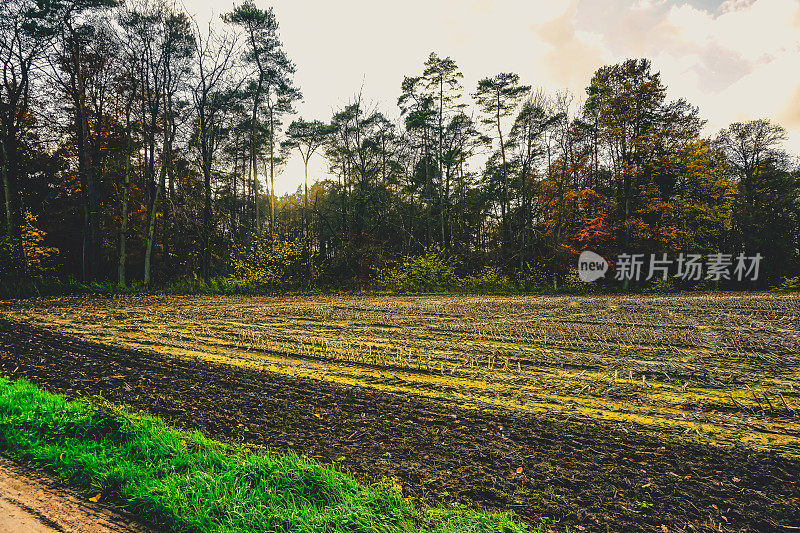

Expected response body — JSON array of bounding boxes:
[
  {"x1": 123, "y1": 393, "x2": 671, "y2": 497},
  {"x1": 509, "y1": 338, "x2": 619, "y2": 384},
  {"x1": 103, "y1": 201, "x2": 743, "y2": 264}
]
[{"x1": 0, "y1": 377, "x2": 536, "y2": 533}]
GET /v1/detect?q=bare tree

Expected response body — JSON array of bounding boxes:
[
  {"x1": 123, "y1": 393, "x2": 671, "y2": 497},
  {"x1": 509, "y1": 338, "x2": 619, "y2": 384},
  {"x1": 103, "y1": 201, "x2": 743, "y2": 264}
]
[{"x1": 190, "y1": 20, "x2": 238, "y2": 280}]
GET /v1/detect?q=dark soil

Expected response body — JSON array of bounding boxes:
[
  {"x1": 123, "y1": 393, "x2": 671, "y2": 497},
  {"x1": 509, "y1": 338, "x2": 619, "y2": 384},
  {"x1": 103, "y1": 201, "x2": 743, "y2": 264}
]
[{"x1": 1, "y1": 319, "x2": 798, "y2": 533}]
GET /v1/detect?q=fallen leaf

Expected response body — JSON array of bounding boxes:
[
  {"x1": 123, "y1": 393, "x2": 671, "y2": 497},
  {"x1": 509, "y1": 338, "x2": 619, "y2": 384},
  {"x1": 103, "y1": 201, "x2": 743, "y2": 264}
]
[
  {"x1": 642, "y1": 483, "x2": 652, "y2": 488},
  {"x1": 89, "y1": 493, "x2": 102, "y2": 503},
  {"x1": 516, "y1": 467, "x2": 523, "y2": 474},
  {"x1": 732, "y1": 477, "x2": 740, "y2": 482},
  {"x1": 712, "y1": 504, "x2": 718, "y2": 510},
  {"x1": 58, "y1": 453, "x2": 65, "y2": 461}
]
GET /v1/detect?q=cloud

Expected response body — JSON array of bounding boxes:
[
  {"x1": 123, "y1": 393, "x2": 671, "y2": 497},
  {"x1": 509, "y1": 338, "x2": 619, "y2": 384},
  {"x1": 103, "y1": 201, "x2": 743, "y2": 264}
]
[
  {"x1": 632, "y1": 0, "x2": 669, "y2": 10},
  {"x1": 569, "y1": 0, "x2": 800, "y2": 152},
  {"x1": 658, "y1": 0, "x2": 800, "y2": 152},
  {"x1": 536, "y1": 0, "x2": 608, "y2": 91},
  {"x1": 781, "y1": 84, "x2": 800, "y2": 130},
  {"x1": 718, "y1": 0, "x2": 756, "y2": 14}
]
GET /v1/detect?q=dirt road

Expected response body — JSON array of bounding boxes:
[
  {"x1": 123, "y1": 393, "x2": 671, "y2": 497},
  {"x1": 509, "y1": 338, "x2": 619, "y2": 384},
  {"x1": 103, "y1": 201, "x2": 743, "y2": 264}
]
[{"x1": 0, "y1": 456, "x2": 155, "y2": 533}]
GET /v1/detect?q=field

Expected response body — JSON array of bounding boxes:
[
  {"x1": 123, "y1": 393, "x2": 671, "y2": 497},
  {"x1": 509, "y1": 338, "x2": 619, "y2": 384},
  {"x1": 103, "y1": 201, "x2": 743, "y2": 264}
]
[{"x1": 1, "y1": 293, "x2": 799, "y2": 532}]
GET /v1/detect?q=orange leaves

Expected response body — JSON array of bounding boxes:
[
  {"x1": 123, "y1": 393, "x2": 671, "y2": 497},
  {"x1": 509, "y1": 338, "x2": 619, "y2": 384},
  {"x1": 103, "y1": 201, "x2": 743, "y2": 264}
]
[{"x1": 576, "y1": 214, "x2": 614, "y2": 246}]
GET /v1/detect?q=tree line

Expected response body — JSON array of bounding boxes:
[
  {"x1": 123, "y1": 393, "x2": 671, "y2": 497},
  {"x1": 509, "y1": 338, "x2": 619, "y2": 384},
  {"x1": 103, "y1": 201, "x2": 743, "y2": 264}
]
[{"x1": 2, "y1": 0, "x2": 798, "y2": 290}]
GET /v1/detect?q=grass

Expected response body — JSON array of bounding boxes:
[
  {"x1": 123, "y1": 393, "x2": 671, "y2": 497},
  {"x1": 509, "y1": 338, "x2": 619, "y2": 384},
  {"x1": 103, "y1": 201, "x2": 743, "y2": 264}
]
[{"x1": 0, "y1": 377, "x2": 533, "y2": 533}]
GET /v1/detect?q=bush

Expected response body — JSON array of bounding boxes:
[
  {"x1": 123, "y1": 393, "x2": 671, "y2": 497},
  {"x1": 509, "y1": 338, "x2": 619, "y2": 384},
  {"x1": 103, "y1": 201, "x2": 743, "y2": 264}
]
[
  {"x1": 462, "y1": 267, "x2": 514, "y2": 293},
  {"x1": 644, "y1": 277, "x2": 677, "y2": 294},
  {"x1": 775, "y1": 276, "x2": 800, "y2": 293},
  {"x1": 232, "y1": 236, "x2": 312, "y2": 288},
  {"x1": 378, "y1": 252, "x2": 456, "y2": 293},
  {"x1": 0, "y1": 211, "x2": 59, "y2": 281}
]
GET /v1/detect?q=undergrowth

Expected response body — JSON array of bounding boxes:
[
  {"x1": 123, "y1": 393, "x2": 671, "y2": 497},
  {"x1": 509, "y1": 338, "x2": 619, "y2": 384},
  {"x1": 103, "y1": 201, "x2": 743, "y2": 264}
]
[{"x1": 0, "y1": 377, "x2": 538, "y2": 533}]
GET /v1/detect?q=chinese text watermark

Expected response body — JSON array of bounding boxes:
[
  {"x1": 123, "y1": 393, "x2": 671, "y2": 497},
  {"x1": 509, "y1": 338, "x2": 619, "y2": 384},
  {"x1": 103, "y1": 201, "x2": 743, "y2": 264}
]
[{"x1": 577, "y1": 251, "x2": 763, "y2": 283}]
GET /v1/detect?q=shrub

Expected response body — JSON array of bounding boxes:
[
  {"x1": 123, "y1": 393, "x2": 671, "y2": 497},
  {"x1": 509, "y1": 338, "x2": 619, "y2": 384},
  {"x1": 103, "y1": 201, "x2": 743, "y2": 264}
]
[
  {"x1": 462, "y1": 267, "x2": 514, "y2": 293},
  {"x1": 232, "y1": 236, "x2": 311, "y2": 288},
  {"x1": 379, "y1": 252, "x2": 456, "y2": 293},
  {"x1": 775, "y1": 276, "x2": 800, "y2": 293},
  {"x1": 644, "y1": 277, "x2": 677, "y2": 294}
]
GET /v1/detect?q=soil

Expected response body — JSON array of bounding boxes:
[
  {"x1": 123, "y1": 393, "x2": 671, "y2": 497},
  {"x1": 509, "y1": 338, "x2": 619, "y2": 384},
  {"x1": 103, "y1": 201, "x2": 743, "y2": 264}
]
[
  {"x1": 1, "y1": 319, "x2": 798, "y2": 533},
  {"x1": 0, "y1": 455, "x2": 158, "y2": 533}
]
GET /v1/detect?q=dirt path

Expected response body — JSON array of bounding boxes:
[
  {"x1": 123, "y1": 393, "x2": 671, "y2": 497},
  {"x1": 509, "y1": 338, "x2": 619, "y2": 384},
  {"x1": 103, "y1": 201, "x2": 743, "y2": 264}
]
[
  {"x1": 0, "y1": 456, "x2": 157, "y2": 533},
  {"x1": 1, "y1": 319, "x2": 799, "y2": 532}
]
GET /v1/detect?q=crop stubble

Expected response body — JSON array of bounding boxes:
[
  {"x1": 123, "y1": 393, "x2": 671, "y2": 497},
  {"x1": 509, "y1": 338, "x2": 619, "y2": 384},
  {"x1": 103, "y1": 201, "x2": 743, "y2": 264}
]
[{"x1": 0, "y1": 293, "x2": 799, "y2": 531}]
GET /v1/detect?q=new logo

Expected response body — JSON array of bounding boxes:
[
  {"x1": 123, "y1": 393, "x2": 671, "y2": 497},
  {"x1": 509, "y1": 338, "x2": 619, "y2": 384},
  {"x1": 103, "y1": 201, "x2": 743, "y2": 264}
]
[{"x1": 577, "y1": 251, "x2": 609, "y2": 282}]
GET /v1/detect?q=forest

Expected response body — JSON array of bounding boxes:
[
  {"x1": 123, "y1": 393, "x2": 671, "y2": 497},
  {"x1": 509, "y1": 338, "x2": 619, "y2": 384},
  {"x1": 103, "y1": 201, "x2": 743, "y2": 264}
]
[{"x1": 1, "y1": 0, "x2": 799, "y2": 292}]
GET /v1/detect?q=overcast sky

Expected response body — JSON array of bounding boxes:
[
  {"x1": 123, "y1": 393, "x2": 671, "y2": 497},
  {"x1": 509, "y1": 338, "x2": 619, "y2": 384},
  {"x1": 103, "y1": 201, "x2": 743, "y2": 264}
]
[{"x1": 181, "y1": 0, "x2": 800, "y2": 196}]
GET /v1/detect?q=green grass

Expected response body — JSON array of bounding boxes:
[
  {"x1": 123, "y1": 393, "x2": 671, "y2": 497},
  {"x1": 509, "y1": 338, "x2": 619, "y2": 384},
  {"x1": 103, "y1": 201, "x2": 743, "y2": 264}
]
[{"x1": 0, "y1": 377, "x2": 535, "y2": 533}]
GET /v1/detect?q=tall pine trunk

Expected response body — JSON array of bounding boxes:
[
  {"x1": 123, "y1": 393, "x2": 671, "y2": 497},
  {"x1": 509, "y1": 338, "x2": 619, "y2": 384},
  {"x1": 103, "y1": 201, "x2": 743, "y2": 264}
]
[
  {"x1": 144, "y1": 96, "x2": 172, "y2": 285},
  {"x1": 118, "y1": 99, "x2": 133, "y2": 286},
  {"x1": 72, "y1": 39, "x2": 100, "y2": 282}
]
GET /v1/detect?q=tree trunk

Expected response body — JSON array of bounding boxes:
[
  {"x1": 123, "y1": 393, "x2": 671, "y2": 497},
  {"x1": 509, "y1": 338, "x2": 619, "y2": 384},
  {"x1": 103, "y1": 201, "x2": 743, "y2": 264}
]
[
  {"x1": 1, "y1": 139, "x2": 11, "y2": 238},
  {"x1": 201, "y1": 160, "x2": 212, "y2": 280},
  {"x1": 72, "y1": 39, "x2": 100, "y2": 282},
  {"x1": 304, "y1": 156, "x2": 311, "y2": 279},
  {"x1": 144, "y1": 96, "x2": 173, "y2": 285},
  {"x1": 252, "y1": 84, "x2": 261, "y2": 238},
  {"x1": 118, "y1": 102, "x2": 133, "y2": 287},
  {"x1": 232, "y1": 130, "x2": 239, "y2": 237},
  {"x1": 268, "y1": 107, "x2": 275, "y2": 238},
  {"x1": 497, "y1": 93, "x2": 509, "y2": 260}
]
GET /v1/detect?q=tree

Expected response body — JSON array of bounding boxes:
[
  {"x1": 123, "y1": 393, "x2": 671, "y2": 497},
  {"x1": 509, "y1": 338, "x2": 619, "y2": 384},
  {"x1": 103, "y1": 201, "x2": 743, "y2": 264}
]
[
  {"x1": 473, "y1": 72, "x2": 530, "y2": 258},
  {"x1": 423, "y1": 54, "x2": 464, "y2": 248},
  {"x1": 225, "y1": 1, "x2": 299, "y2": 239},
  {"x1": 0, "y1": 0, "x2": 113, "y2": 277},
  {"x1": 508, "y1": 89, "x2": 557, "y2": 268},
  {"x1": 116, "y1": 71, "x2": 136, "y2": 286},
  {"x1": 715, "y1": 119, "x2": 787, "y2": 252},
  {"x1": 585, "y1": 59, "x2": 666, "y2": 251},
  {"x1": 674, "y1": 140, "x2": 735, "y2": 253},
  {"x1": 1, "y1": 1, "x2": 799, "y2": 293},
  {"x1": 190, "y1": 21, "x2": 238, "y2": 280},
  {"x1": 716, "y1": 119, "x2": 798, "y2": 282},
  {"x1": 121, "y1": 0, "x2": 194, "y2": 284},
  {"x1": 398, "y1": 75, "x2": 437, "y2": 248},
  {"x1": 55, "y1": 0, "x2": 120, "y2": 282},
  {"x1": 283, "y1": 119, "x2": 333, "y2": 247},
  {"x1": 399, "y1": 53, "x2": 470, "y2": 251},
  {"x1": 0, "y1": 0, "x2": 50, "y2": 275}
]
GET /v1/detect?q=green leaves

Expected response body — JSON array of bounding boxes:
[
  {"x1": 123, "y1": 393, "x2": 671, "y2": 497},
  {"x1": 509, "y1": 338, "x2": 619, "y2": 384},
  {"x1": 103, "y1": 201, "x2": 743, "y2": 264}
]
[
  {"x1": 473, "y1": 73, "x2": 531, "y2": 123},
  {"x1": 232, "y1": 235, "x2": 310, "y2": 287}
]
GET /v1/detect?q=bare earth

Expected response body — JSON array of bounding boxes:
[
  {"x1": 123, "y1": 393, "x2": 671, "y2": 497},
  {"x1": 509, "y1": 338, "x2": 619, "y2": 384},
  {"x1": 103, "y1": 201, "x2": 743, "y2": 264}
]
[{"x1": 0, "y1": 456, "x2": 156, "y2": 533}]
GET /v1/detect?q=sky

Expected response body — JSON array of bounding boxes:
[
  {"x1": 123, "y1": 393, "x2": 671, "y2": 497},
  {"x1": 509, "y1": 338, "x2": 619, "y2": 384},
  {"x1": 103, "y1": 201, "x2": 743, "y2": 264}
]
[{"x1": 181, "y1": 0, "x2": 800, "y2": 196}]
